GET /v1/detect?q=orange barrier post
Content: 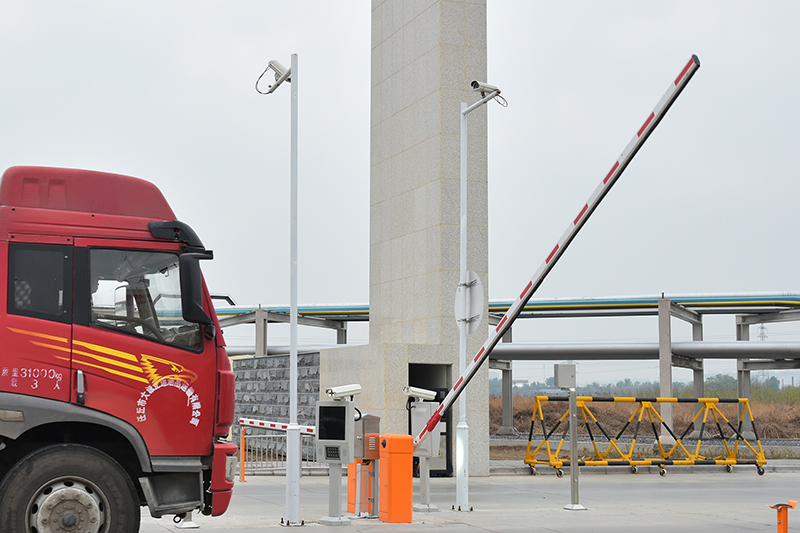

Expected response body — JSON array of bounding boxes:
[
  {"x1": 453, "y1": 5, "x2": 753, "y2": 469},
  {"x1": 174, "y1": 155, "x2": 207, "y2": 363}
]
[
  {"x1": 239, "y1": 429, "x2": 246, "y2": 482},
  {"x1": 767, "y1": 500, "x2": 797, "y2": 533},
  {"x1": 379, "y1": 435, "x2": 413, "y2": 523}
]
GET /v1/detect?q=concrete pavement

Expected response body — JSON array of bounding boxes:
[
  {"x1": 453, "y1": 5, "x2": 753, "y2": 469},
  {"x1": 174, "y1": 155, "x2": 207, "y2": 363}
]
[{"x1": 140, "y1": 462, "x2": 800, "y2": 532}]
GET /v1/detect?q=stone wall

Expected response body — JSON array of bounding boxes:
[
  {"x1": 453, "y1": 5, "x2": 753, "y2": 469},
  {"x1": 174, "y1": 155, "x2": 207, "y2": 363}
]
[{"x1": 232, "y1": 351, "x2": 320, "y2": 438}]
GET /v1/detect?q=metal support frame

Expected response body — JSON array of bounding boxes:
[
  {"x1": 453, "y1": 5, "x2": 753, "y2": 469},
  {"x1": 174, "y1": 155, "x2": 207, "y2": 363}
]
[{"x1": 218, "y1": 309, "x2": 348, "y2": 351}]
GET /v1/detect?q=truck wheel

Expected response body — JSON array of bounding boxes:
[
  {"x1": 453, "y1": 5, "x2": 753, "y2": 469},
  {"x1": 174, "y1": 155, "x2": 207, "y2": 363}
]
[{"x1": 0, "y1": 443, "x2": 140, "y2": 533}]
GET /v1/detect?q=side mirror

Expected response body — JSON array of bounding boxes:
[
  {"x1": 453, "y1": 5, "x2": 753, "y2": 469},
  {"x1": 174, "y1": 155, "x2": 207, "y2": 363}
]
[{"x1": 179, "y1": 252, "x2": 213, "y2": 326}]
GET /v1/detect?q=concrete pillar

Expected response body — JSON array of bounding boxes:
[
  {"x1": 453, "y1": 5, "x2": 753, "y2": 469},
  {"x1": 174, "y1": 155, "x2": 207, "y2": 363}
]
[
  {"x1": 736, "y1": 317, "x2": 751, "y2": 398},
  {"x1": 321, "y1": 0, "x2": 490, "y2": 476},
  {"x1": 735, "y1": 317, "x2": 755, "y2": 439},
  {"x1": 690, "y1": 321, "x2": 705, "y2": 438},
  {"x1": 255, "y1": 308, "x2": 267, "y2": 357},
  {"x1": 657, "y1": 299, "x2": 674, "y2": 446},
  {"x1": 492, "y1": 360, "x2": 517, "y2": 436}
]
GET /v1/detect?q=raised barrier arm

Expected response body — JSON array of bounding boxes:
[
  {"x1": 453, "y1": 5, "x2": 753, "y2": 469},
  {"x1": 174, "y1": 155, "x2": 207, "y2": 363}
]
[{"x1": 415, "y1": 55, "x2": 702, "y2": 449}]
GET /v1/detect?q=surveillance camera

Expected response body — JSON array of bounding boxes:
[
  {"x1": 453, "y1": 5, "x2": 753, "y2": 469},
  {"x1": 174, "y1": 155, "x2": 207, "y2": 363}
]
[
  {"x1": 471, "y1": 81, "x2": 500, "y2": 95},
  {"x1": 326, "y1": 383, "x2": 362, "y2": 400},
  {"x1": 268, "y1": 60, "x2": 290, "y2": 82},
  {"x1": 403, "y1": 386, "x2": 437, "y2": 401},
  {"x1": 256, "y1": 58, "x2": 293, "y2": 95}
]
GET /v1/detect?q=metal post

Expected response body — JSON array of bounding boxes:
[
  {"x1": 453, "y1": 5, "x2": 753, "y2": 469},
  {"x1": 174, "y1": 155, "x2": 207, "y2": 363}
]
[
  {"x1": 320, "y1": 463, "x2": 350, "y2": 526},
  {"x1": 285, "y1": 52, "x2": 301, "y2": 526},
  {"x1": 456, "y1": 101, "x2": 469, "y2": 512},
  {"x1": 564, "y1": 387, "x2": 586, "y2": 511},
  {"x1": 416, "y1": 456, "x2": 438, "y2": 512},
  {"x1": 369, "y1": 459, "x2": 379, "y2": 518},
  {"x1": 355, "y1": 462, "x2": 363, "y2": 516}
]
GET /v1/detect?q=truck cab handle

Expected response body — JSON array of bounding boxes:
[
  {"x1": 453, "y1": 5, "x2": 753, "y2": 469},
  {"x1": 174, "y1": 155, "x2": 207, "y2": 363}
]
[{"x1": 76, "y1": 370, "x2": 86, "y2": 405}]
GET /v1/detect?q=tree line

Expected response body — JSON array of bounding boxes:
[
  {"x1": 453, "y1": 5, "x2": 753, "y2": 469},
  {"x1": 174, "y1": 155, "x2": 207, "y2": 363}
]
[{"x1": 489, "y1": 373, "x2": 796, "y2": 403}]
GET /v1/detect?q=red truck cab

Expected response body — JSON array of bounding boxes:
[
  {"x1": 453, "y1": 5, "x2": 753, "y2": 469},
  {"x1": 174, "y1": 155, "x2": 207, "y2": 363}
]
[{"x1": 0, "y1": 166, "x2": 236, "y2": 531}]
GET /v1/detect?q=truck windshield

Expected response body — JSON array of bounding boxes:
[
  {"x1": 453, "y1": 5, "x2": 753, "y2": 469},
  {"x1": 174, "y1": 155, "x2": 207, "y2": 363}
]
[{"x1": 90, "y1": 249, "x2": 202, "y2": 351}]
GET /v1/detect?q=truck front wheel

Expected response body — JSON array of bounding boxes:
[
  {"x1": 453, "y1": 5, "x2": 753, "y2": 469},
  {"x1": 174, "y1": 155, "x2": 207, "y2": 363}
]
[{"x1": 0, "y1": 443, "x2": 140, "y2": 533}]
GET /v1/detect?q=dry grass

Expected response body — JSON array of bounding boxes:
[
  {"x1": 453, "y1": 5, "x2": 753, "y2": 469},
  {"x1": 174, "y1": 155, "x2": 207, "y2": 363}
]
[{"x1": 490, "y1": 395, "x2": 800, "y2": 440}]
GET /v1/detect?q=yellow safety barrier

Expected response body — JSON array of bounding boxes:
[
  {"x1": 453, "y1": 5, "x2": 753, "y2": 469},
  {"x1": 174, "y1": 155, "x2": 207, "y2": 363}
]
[{"x1": 524, "y1": 396, "x2": 767, "y2": 476}]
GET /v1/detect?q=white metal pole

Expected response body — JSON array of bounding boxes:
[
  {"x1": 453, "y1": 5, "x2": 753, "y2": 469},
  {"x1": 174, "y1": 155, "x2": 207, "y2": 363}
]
[
  {"x1": 285, "y1": 52, "x2": 301, "y2": 525},
  {"x1": 565, "y1": 387, "x2": 586, "y2": 510},
  {"x1": 456, "y1": 101, "x2": 469, "y2": 511}
]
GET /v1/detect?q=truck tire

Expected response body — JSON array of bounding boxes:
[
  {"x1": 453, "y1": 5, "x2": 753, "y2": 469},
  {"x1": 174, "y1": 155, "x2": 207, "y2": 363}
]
[{"x1": 0, "y1": 443, "x2": 140, "y2": 532}]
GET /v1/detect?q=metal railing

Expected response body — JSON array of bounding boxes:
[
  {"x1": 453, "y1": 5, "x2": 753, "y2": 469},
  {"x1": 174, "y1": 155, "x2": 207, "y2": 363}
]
[{"x1": 238, "y1": 429, "x2": 320, "y2": 479}]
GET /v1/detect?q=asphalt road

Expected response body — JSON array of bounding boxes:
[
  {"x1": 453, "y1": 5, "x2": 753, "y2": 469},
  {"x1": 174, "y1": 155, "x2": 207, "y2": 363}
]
[{"x1": 140, "y1": 463, "x2": 800, "y2": 532}]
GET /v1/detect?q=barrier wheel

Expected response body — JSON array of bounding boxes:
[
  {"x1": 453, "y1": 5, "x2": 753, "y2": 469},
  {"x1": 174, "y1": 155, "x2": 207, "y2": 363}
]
[
  {"x1": 555, "y1": 468, "x2": 564, "y2": 478},
  {"x1": 530, "y1": 467, "x2": 537, "y2": 476},
  {"x1": 726, "y1": 465, "x2": 734, "y2": 473},
  {"x1": 757, "y1": 466, "x2": 765, "y2": 476},
  {"x1": 630, "y1": 466, "x2": 638, "y2": 474},
  {"x1": 659, "y1": 467, "x2": 667, "y2": 477}
]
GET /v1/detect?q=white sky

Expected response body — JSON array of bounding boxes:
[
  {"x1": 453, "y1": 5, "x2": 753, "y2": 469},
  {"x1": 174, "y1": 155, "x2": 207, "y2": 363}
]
[{"x1": 2, "y1": 2, "x2": 800, "y2": 386}]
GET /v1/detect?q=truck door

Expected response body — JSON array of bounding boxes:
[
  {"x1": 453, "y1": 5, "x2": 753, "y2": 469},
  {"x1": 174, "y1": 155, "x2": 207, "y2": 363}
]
[
  {"x1": 1, "y1": 237, "x2": 72, "y2": 402},
  {"x1": 72, "y1": 239, "x2": 216, "y2": 456}
]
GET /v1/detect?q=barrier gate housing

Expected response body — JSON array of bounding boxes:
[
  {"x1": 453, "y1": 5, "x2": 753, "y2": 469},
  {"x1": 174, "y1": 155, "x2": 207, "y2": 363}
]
[{"x1": 524, "y1": 396, "x2": 767, "y2": 476}]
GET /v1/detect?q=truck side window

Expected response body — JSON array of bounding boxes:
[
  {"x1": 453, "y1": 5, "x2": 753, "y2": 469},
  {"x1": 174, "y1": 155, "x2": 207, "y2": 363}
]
[
  {"x1": 89, "y1": 249, "x2": 202, "y2": 351},
  {"x1": 8, "y1": 243, "x2": 72, "y2": 324}
]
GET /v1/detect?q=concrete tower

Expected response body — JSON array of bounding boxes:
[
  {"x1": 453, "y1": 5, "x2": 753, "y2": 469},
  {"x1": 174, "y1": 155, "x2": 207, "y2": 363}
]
[{"x1": 321, "y1": 0, "x2": 489, "y2": 476}]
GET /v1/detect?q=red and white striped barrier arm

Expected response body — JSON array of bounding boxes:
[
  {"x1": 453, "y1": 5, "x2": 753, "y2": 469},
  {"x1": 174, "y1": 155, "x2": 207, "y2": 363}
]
[
  {"x1": 415, "y1": 55, "x2": 701, "y2": 449},
  {"x1": 239, "y1": 417, "x2": 316, "y2": 436}
]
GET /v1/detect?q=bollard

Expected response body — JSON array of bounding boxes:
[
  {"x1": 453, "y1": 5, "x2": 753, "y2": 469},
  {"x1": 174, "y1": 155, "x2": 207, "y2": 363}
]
[
  {"x1": 767, "y1": 500, "x2": 797, "y2": 533},
  {"x1": 239, "y1": 429, "x2": 246, "y2": 483},
  {"x1": 379, "y1": 435, "x2": 413, "y2": 523}
]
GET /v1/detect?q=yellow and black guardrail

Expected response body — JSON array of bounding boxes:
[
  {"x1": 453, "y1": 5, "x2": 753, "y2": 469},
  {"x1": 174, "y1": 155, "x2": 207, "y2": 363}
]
[{"x1": 524, "y1": 396, "x2": 767, "y2": 476}]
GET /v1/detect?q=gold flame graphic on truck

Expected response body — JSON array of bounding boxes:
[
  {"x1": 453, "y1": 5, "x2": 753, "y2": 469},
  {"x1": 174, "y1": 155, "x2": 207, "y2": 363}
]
[{"x1": 9, "y1": 327, "x2": 198, "y2": 385}]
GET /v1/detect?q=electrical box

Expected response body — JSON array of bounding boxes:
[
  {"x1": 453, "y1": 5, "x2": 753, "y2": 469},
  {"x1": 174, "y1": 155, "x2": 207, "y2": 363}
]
[
  {"x1": 315, "y1": 400, "x2": 355, "y2": 464},
  {"x1": 354, "y1": 414, "x2": 381, "y2": 461},
  {"x1": 554, "y1": 363, "x2": 576, "y2": 390}
]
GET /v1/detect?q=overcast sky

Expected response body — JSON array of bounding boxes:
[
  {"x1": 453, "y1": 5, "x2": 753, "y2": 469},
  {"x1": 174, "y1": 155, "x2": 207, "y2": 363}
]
[{"x1": 3, "y1": 2, "x2": 800, "y2": 386}]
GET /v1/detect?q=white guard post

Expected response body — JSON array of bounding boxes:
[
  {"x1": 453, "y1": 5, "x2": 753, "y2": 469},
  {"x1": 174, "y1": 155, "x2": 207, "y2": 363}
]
[
  {"x1": 414, "y1": 56, "x2": 701, "y2": 454},
  {"x1": 410, "y1": 399, "x2": 441, "y2": 512}
]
